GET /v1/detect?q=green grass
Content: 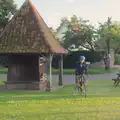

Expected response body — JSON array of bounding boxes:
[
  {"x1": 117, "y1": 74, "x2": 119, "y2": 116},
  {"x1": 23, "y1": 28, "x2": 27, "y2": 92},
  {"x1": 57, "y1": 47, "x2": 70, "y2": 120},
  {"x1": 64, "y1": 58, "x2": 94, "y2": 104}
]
[
  {"x1": 53, "y1": 67, "x2": 120, "y2": 75},
  {"x1": 0, "y1": 80, "x2": 6, "y2": 86},
  {"x1": 1, "y1": 80, "x2": 120, "y2": 119},
  {"x1": 0, "y1": 68, "x2": 8, "y2": 74},
  {"x1": 0, "y1": 67, "x2": 119, "y2": 75},
  {"x1": 88, "y1": 67, "x2": 120, "y2": 74}
]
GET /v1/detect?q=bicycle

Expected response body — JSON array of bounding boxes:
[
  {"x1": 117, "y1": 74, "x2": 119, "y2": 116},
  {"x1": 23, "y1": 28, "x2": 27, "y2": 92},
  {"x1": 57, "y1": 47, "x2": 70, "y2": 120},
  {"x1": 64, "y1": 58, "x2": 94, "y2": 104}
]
[{"x1": 74, "y1": 74, "x2": 87, "y2": 97}]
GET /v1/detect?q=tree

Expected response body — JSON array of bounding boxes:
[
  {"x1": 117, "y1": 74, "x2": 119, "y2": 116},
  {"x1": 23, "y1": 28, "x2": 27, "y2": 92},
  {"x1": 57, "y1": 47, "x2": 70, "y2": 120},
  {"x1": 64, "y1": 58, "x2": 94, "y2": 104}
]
[
  {"x1": 97, "y1": 18, "x2": 120, "y2": 69},
  {"x1": 0, "y1": 0, "x2": 16, "y2": 29},
  {"x1": 110, "y1": 22, "x2": 120, "y2": 54},
  {"x1": 62, "y1": 15, "x2": 97, "y2": 51},
  {"x1": 0, "y1": 0, "x2": 16, "y2": 67},
  {"x1": 97, "y1": 18, "x2": 120, "y2": 55}
]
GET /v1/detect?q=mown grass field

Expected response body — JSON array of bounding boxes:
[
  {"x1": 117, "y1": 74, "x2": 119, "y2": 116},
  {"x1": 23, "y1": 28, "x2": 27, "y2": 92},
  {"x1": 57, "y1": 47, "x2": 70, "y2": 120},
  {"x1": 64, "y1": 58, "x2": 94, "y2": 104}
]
[
  {"x1": 0, "y1": 80, "x2": 120, "y2": 120},
  {"x1": 0, "y1": 68, "x2": 8, "y2": 74},
  {"x1": 0, "y1": 67, "x2": 120, "y2": 75},
  {"x1": 53, "y1": 67, "x2": 120, "y2": 75}
]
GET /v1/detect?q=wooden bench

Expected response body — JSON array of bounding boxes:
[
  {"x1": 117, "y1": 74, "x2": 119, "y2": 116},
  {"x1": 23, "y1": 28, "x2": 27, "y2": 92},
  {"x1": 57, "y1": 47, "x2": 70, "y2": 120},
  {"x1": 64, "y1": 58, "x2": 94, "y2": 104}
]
[{"x1": 112, "y1": 73, "x2": 120, "y2": 87}]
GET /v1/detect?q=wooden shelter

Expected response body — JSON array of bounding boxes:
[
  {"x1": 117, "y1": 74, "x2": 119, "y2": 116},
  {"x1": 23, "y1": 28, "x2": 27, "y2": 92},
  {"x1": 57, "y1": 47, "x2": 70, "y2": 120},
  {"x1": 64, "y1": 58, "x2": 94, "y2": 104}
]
[{"x1": 0, "y1": 0, "x2": 67, "y2": 90}]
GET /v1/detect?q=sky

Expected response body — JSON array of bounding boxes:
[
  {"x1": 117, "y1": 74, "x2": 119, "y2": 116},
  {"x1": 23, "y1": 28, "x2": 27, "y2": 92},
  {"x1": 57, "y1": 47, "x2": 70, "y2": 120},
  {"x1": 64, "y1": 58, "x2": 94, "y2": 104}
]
[{"x1": 15, "y1": 0, "x2": 120, "y2": 29}]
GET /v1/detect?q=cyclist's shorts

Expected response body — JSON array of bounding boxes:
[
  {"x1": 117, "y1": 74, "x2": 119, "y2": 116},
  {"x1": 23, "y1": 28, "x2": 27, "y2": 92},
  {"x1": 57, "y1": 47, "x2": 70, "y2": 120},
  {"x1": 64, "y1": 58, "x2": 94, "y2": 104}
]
[
  {"x1": 76, "y1": 75, "x2": 84, "y2": 80},
  {"x1": 76, "y1": 75, "x2": 83, "y2": 83}
]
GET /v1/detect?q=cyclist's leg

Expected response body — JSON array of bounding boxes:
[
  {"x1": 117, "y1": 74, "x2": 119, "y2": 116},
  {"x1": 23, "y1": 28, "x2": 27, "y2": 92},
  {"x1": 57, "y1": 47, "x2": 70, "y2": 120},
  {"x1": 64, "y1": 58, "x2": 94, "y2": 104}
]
[
  {"x1": 83, "y1": 75, "x2": 87, "y2": 97},
  {"x1": 73, "y1": 75, "x2": 78, "y2": 95},
  {"x1": 80, "y1": 85, "x2": 82, "y2": 96},
  {"x1": 76, "y1": 75, "x2": 81, "y2": 92},
  {"x1": 79, "y1": 75, "x2": 83, "y2": 96},
  {"x1": 74, "y1": 75, "x2": 82, "y2": 95}
]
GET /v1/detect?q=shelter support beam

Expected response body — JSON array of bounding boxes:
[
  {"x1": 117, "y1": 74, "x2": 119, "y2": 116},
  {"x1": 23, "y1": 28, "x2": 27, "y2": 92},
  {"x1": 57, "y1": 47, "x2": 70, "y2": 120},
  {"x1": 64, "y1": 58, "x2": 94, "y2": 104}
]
[
  {"x1": 59, "y1": 55, "x2": 63, "y2": 86},
  {"x1": 49, "y1": 54, "x2": 53, "y2": 89},
  {"x1": 45, "y1": 54, "x2": 53, "y2": 91}
]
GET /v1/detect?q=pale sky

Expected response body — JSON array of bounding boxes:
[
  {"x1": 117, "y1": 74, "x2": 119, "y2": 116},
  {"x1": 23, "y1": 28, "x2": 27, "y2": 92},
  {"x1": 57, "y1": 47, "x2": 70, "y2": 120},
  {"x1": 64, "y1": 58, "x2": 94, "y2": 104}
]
[{"x1": 15, "y1": 0, "x2": 120, "y2": 29}]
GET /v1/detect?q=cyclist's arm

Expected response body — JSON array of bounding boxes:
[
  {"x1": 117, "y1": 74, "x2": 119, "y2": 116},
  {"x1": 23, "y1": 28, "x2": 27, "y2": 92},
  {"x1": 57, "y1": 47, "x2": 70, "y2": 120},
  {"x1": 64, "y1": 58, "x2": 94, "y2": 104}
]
[
  {"x1": 85, "y1": 64, "x2": 88, "y2": 75},
  {"x1": 75, "y1": 62, "x2": 78, "y2": 75}
]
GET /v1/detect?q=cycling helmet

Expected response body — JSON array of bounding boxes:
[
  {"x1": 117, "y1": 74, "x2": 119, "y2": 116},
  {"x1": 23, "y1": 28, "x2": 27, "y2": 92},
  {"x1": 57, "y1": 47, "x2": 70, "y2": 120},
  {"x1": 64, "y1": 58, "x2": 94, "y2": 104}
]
[{"x1": 80, "y1": 56, "x2": 85, "y2": 61}]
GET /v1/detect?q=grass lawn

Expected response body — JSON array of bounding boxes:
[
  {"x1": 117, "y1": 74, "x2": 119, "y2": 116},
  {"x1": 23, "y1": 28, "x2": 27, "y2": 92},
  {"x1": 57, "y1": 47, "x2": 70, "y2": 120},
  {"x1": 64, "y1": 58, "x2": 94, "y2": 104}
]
[
  {"x1": 53, "y1": 67, "x2": 120, "y2": 75},
  {"x1": 0, "y1": 80, "x2": 120, "y2": 119},
  {"x1": 0, "y1": 67, "x2": 120, "y2": 75},
  {"x1": 0, "y1": 68, "x2": 8, "y2": 74}
]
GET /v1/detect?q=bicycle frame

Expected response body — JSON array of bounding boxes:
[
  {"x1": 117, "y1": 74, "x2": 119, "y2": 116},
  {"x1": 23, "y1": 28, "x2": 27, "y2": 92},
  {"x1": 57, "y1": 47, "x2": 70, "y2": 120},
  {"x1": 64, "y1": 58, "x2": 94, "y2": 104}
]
[{"x1": 74, "y1": 74, "x2": 87, "y2": 97}]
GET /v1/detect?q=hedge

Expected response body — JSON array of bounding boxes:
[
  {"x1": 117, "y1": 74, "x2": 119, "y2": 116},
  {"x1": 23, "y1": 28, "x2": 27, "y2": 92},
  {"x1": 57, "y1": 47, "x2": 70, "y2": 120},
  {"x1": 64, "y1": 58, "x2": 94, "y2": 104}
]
[
  {"x1": 53, "y1": 50, "x2": 106, "y2": 69},
  {"x1": 0, "y1": 51, "x2": 106, "y2": 69},
  {"x1": 115, "y1": 54, "x2": 120, "y2": 65}
]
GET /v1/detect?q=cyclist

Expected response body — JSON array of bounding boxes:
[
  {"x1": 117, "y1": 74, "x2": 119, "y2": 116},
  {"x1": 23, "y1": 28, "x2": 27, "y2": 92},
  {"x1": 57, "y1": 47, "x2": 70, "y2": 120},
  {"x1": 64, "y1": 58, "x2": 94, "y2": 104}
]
[{"x1": 74, "y1": 56, "x2": 88, "y2": 97}]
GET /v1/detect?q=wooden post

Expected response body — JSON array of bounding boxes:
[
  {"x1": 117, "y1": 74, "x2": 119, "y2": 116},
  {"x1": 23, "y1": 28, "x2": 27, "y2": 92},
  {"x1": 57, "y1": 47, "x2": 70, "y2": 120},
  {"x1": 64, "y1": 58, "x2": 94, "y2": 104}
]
[
  {"x1": 59, "y1": 55, "x2": 63, "y2": 86},
  {"x1": 49, "y1": 54, "x2": 53, "y2": 87},
  {"x1": 45, "y1": 54, "x2": 53, "y2": 91}
]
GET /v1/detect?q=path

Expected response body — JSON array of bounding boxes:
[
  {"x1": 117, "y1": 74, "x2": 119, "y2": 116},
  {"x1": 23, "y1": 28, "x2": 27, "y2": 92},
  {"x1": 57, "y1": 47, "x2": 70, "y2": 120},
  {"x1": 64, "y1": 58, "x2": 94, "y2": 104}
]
[
  {"x1": 53, "y1": 73, "x2": 117, "y2": 85},
  {"x1": 0, "y1": 73, "x2": 117, "y2": 86}
]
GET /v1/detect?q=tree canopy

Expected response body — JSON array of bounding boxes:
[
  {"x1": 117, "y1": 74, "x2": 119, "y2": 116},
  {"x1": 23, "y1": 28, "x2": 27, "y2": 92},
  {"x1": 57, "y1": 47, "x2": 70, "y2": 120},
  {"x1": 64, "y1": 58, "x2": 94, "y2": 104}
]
[
  {"x1": 0, "y1": 0, "x2": 16, "y2": 29},
  {"x1": 62, "y1": 15, "x2": 97, "y2": 51},
  {"x1": 59, "y1": 16, "x2": 120, "y2": 54},
  {"x1": 97, "y1": 18, "x2": 120, "y2": 54}
]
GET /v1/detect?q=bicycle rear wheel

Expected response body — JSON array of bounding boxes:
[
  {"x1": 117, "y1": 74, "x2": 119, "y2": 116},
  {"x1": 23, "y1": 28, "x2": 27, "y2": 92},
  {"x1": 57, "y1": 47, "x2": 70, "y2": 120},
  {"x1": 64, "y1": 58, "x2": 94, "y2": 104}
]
[{"x1": 79, "y1": 75, "x2": 87, "y2": 97}]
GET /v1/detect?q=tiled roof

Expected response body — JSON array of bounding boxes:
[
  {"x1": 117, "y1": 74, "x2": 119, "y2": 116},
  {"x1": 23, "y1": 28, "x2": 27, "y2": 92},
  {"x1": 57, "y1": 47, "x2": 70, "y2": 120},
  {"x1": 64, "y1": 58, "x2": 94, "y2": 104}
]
[{"x1": 0, "y1": 0, "x2": 68, "y2": 54}]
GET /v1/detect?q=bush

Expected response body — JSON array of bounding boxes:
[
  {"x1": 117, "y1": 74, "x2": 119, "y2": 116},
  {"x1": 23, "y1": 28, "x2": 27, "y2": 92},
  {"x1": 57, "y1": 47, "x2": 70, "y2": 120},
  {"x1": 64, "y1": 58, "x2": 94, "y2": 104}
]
[{"x1": 115, "y1": 54, "x2": 120, "y2": 65}]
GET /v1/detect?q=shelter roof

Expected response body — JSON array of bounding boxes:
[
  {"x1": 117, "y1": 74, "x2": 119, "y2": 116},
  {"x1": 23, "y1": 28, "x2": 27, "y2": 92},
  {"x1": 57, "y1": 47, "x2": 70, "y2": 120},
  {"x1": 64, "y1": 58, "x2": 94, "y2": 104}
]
[{"x1": 0, "y1": 0, "x2": 68, "y2": 54}]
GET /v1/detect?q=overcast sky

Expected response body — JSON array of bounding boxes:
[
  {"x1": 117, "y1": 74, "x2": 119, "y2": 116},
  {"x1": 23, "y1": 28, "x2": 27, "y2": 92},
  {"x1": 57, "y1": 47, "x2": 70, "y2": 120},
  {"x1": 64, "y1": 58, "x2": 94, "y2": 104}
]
[{"x1": 15, "y1": 0, "x2": 120, "y2": 29}]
